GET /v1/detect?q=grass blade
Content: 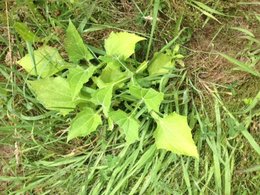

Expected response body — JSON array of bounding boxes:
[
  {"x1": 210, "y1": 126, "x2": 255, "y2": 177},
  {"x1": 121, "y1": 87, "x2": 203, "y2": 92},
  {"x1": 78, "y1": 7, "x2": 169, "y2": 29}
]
[
  {"x1": 187, "y1": 2, "x2": 221, "y2": 23},
  {"x1": 241, "y1": 130, "x2": 260, "y2": 155},
  {"x1": 219, "y1": 53, "x2": 260, "y2": 77},
  {"x1": 231, "y1": 27, "x2": 255, "y2": 37},
  {"x1": 146, "y1": 0, "x2": 160, "y2": 60},
  {"x1": 191, "y1": 0, "x2": 227, "y2": 16}
]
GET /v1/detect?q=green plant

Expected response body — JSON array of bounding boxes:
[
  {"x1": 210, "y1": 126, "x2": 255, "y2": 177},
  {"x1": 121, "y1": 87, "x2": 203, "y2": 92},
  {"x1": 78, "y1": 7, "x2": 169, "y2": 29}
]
[{"x1": 17, "y1": 21, "x2": 198, "y2": 158}]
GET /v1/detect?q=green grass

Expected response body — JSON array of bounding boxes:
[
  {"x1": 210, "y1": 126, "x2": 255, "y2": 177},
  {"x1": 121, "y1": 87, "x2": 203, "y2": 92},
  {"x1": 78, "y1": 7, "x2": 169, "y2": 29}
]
[{"x1": 1, "y1": 0, "x2": 259, "y2": 194}]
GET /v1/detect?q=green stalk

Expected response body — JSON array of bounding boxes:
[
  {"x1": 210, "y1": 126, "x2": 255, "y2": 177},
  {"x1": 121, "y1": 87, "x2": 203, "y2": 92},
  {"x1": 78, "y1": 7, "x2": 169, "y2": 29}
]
[{"x1": 145, "y1": 0, "x2": 160, "y2": 60}]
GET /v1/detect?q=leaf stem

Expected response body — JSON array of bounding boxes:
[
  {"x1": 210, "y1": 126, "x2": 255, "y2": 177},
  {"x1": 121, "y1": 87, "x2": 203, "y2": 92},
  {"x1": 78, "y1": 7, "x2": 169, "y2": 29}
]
[
  {"x1": 150, "y1": 111, "x2": 160, "y2": 120},
  {"x1": 130, "y1": 100, "x2": 143, "y2": 117},
  {"x1": 116, "y1": 58, "x2": 133, "y2": 73},
  {"x1": 113, "y1": 76, "x2": 131, "y2": 86},
  {"x1": 96, "y1": 61, "x2": 106, "y2": 69}
]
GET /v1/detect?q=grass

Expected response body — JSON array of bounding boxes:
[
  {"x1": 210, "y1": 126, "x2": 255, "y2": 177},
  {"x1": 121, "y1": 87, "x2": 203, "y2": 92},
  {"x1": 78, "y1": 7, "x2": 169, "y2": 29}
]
[{"x1": 1, "y1": 0, "x2": 259, "y2": 194}]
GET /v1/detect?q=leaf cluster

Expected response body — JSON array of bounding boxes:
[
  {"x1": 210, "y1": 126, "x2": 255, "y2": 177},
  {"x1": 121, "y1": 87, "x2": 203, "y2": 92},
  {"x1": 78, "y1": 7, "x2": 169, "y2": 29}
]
[{"x1": 17, "y1": 21, "x2": 198, "y2": 158}]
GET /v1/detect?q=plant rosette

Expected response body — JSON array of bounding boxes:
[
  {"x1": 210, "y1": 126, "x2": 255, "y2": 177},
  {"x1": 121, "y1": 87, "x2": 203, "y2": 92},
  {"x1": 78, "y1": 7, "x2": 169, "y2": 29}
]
[{"x1": 17, "y1": 21, "x2": 198, "y2": 158}]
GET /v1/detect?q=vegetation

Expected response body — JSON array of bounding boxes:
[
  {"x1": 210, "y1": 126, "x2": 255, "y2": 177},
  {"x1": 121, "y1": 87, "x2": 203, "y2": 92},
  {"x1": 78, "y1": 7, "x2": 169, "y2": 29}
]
[{"x1": 0, "y1": 0, "x2": 259, "y2": 194}]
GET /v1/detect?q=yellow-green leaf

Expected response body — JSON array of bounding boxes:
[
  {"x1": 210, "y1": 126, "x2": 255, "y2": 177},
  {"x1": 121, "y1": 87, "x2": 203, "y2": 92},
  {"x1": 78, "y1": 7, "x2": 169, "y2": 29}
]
[
  {"x1": 109, "y1": 110, "x2": 139, "y2": 144},
  {"x1": 148, "y1": 52, "x2": 174, "y2": 75},
  {"x1": 129, "y1": 85, "x2": 164, "y2": 112},
  {"x1": 67, "y1": 65, "x2": 97, "y2": 99},
  {"x1": 153, "y1": 112, "x2": 199, "y2": 158},
  {"x1": 68, "y1": 108, "x2": 102, "y2": 141},
  {"x1": 100, "y1": 65, "x2": 127, "y2": 84},
  {"x1": 91, "y1": 84, "x2": 114, "y2": 117},
  {"x1": 65, "y1": 20, "x2": 93, "y2": 63},
  {"x1": 17, "y1": 46, "x2": 67, "y2": 78},
  {"x1": 105, "y1": 32, "x2": 145, "y2": 60},
  {"x1": 28, "y1": 77, "x2": 76, "y2": 115}
]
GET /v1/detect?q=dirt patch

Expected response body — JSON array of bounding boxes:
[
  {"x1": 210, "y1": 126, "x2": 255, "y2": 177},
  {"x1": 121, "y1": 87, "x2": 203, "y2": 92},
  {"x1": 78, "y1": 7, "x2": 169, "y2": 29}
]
[
  {"x1": 0, "y1": 145, "x2": 14, "y2": 191},
  {"x1": 186, "y1": 23, "x2": 250, "y2": 85}
]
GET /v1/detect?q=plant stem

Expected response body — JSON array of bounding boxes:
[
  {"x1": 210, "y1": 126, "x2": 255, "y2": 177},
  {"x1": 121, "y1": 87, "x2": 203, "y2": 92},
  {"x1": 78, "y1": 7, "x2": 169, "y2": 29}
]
[
  {"x1": 26, "y1": 41, "x2": 37, "y2": 76},
  {"x1": 150, "y1": 110, "x2": 160, "y2": 120},
  {"x1": 146, "y1": 0, "x2": 160, "y2": 60}
]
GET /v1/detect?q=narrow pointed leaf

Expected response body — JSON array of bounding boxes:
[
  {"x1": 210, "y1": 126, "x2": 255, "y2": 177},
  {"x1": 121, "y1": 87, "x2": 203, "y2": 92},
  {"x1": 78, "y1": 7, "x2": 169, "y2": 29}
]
[
  {"x1": 14, "y1": 22, "x2": 40, "y2": 43},
  {"x1": 191, "y1": 0, "x2": 227, "y2": 16},
  {"x1": 64, "y1": 20, "x2": 93, "y2": 63},
  {"x1": 105, "y1": 32, "x2": 145, "y2": 60},
  {"x1": 219, "y1": 53, "x2": 260, "y2": 77},
  {"x1": 68, "y1": 108, "x2": 102, "y2": 141},
  {"x1": 17, "y1": 46, "x2": 67, "y2": 78},
  {"x1": 109, "y1": 110, "x2": 139, "y2": 144},
  {"x1": 153, "y1": 112, "x2": 199, "y2": 158},
  {"x1": 67, "y1": 65, "x2": 97, "y2": 99},
  {"x1": 188, "y1": 2, "x2": 220, "y2": 23},
  {"x1": 91, "y1": 84, "x2": 114, "y2": 117},
  {"x1": 28, "y1": 77, "x2": 75, "y2": 115},
  {"x1": 231, "y1": 27, "x2": 255, "y2": 37}
]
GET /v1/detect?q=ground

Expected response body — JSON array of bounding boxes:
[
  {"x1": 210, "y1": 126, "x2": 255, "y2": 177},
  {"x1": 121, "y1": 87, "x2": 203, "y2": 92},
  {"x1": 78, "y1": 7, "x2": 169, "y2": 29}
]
[{"x1": 0, "y1": 0, "x2": 259, "y2": 194}]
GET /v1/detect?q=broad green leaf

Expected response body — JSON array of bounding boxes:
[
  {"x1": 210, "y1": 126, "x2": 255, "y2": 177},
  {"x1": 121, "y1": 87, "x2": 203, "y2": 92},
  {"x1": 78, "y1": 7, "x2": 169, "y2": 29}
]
[
  {"x1": 129, "y1": 85, "x2": 164, "y2": 112},
  {"x1": 99, "y1": 56, "x2": 121, "y2": 70},
  {"x1": 14, "y1": 22, "x2": 40, "y2": 43},
  {"x1": 93, "y1": 60, "x2": 129, "y2": 89},
  {"x1": 129, "y1": 84, "x2": 143, "y2": 99},
  {"x1": 148, "y1": 52, "x2": 174, "y2": 75},
  {"x1": 91, "y1": 84, "x2": 114, "y2": 117},
  {"x1": 100, "y1": 65, "x2": 127, "y2": 84},
  {"x1": 67, "y1": 65, "x2": 97, "y2": 99},
  {"x1": 109, "y1": 110, "x2": 139, "y2": 144},
  {"x1": 17, "y1": 46, "x2": 67, "y2": 78},
  {"x1": 104, "y1": 32, "x2": 145, "y2": 60},
  {"x1": 28, "y1": 77, "x2": 76, "y2": 115},
  {"x1": 64, "y1": 20, "x2": 93, "y2": 63},
  {"x1": 67, "y1": 108, "x2": 102, "y2": 141},
  {"x1": 142, "y1": 88, "x2": 164, "y2": 113},
  {"x1": 153, "y1": 112, "x2": 199, "y2": 158}
]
